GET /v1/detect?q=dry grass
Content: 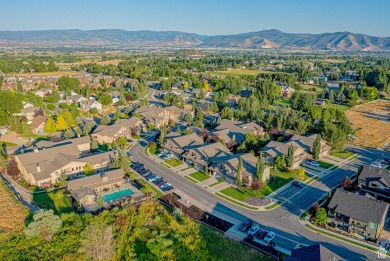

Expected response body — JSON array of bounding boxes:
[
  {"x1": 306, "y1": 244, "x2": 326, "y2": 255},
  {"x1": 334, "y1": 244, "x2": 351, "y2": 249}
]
[
  {"x1": 0, "y1": 180, "x2": 28, "y2": 233},
  {"x1": 345, "y1": 100, "x2": 390, "y2": 148},
  {"x1": 211, "y1": 69, "x2": 261, "y2": 76},
  {"x1": 14, "y1": 71, "x2": 81, "y2": 77}
]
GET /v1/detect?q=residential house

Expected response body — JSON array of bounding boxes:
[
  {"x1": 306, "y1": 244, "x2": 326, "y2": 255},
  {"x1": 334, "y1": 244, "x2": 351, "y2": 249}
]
[
  {"x1": 79, "y1": 99, "x2": 103, "y2": 111},
  {"x1": 67, "y1": 169, "x2": 125, "y2": 209},
  {"x1": 262, "y1": 141, "x2": 306, "y2": 169},
  {"x1": 225, "y1": 94, "x2": 241, "y2": 107},
  {"x1": 287, "y1": 134, "x2": 330, "y2": 158},
  {"x1": 110, "y1": 91, "x2": 121, "y2": 104},
  {"x1": 179, "y1": 93, "x2": 192, "y2": 103},
  {"x1": 358, "y1": 165, "x2": 390, "y2": 201},
  {"x1": 136, "y1": 105, "x2": 192, "y2": 129},
  {"x1": 327, "y1": 189, "x2": 389, "y2": 240},
  {"x1": 30, "y1": 115, "x2": 48, "y2": 133},
  {"x1": 91, "y1": 117, "x2": 143, "y2": 144},
  {"x1": 182, "y1": 142, "x2": 230, "y2": 171},
  {"x1": 314, "y1": 99, "x2": 326, "y2": 107},
  {"x1": 280, "y1": 85, "x2": 295, "y2": 98},
  {"x1": 197, "y1": 100, "x2": 212, "y2": 111},
  {"x1": 161, "y1": 132, "x2": 203, "y2": 159},
  {"x1": 14, "y1": 137, "x2": 118, "y2": 187},
  {"x1": 66, "y1": 94, "x2": 88, "y2": 105},
  {"x1": 0, "y1": 126, "x2": 8, "y2": 135},
  {"x1": 213, "y1": 119, "x2": 265, "y2": 144},
  {"x1": 21, "y1": 107, "x2": 40, "y2": 121},
  {"x1": 210, "y1": 152, "x2": 271, "y2": 185},
  {"x1": 35, "y1": 88, "x2": 53, "y2": 98},
  {"x1": 22, "y1": 101, "x2": 34, "y2": 109},
  {"x1": 285, "y1": 244, "x2": 342, "y2": 261}
]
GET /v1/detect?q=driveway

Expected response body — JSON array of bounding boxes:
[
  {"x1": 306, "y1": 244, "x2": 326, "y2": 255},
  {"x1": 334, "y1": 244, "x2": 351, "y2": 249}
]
[{"x1": 130, "y1": 139, "x2": 383, "y2": 260}]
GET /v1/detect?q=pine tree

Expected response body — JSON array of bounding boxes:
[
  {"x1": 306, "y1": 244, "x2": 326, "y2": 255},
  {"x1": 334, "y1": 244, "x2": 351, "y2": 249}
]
[
  {"x1": 287, "y1": 143, "x2": 294, "y2": 168},
  {"x1": 312, "y1": 134, "x2": 321, "y2": 160},
  {"x1": 101, "y1": 115, "x2": 111, "y2": 125},
  {"x1": 236, "y1": 157, "x2": 243, "y2": 189},
  {"x1": 256, "y1": 153, "x2": 265, "y2": 182}
]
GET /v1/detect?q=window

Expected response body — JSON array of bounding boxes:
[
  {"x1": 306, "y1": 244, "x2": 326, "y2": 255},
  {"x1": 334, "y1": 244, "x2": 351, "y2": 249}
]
[{"x1": 370, "y1": 222, "x2": 376, "y2": 229}]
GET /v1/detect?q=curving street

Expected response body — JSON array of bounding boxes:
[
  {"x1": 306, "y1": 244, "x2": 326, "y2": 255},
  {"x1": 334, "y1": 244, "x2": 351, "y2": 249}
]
[{"x1": 130, "y1": 138, "x2": 389, "y2": 260}]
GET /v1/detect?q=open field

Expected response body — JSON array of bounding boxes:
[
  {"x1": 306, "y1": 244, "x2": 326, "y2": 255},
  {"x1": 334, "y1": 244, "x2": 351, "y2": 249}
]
[
  {"x1": 0, "y1": 180, "x2": 28, "y2": 233},
  {"x1": 211, "y1": 69, "x2": 260, "y2": 76},
  {"x1": 345, "y1": 100, "x2": 390, "y2": 148},
  {"x1": 13, "y1": 71, "x2": 81, "y2": 77}
]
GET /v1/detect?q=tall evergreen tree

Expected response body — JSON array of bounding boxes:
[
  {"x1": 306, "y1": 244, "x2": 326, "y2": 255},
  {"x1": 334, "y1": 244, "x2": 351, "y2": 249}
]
[
  {"x1": 236, "y1": 157, "x2": 243, "y2": 189},
  {"x1": 287, "y1": 143, "x2": 294, "y2": 168},
  {"x1": 312, "y1": 134, "x2": 321, "y2": 160},
  {"x1": 256, "y1": 153, "x2": 265, "y2": 182}
]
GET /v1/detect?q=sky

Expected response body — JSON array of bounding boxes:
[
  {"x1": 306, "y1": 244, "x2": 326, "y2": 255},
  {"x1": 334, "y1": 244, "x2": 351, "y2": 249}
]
[{"x1": 2, "y1": 0, "x2": 390, "y2": 37}]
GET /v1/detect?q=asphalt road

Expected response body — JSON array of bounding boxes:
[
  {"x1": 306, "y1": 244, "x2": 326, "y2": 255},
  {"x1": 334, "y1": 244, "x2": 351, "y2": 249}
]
[{"x1": 130, "y1": 139, "x2": 389, "y2": 260}]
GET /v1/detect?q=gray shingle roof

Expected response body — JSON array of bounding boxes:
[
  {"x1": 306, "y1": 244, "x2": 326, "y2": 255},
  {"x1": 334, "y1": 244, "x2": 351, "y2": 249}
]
[
  {"x1": 359, "y1": 165, "x2": 390, "y2": 187},
  {"x1": 328, "y1": 189, "x2": 389, "y2": 224},
  {"x1": 285, "y1": 244, "x2": 342, "y2": 261}
]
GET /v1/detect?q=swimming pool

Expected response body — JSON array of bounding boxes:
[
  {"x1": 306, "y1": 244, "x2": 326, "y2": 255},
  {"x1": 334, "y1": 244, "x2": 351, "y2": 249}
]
[{"x1": 102, "y1": 188, "x2": 134, "y2": 202}]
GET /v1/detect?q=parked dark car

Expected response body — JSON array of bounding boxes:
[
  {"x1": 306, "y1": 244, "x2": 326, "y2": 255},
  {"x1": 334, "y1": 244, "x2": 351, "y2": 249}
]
[
  {"x1": 254, "y1": 229, "x2": 267, "y2": 240},
  {"x1": 140, "y1": 169, "x2": 150, "y2": 175},
  {"x1": 157, "y1": 180, "x2": 167, "y2": 187},
  {"x1": 237, "y1": 219, "x2": 254, "y2": 232},
  {"x1": 152, "y1": 178, "x2": 163, "y2": 185},
  {"x1": 292, "y1": 181, "x2": 303, "y2": 188},
  {"x1": 146, "y1": 174, "x2": 158, "y2": 181},
  {"x1": 161, "y1": 185, "x2": 173, "y2": 191}
]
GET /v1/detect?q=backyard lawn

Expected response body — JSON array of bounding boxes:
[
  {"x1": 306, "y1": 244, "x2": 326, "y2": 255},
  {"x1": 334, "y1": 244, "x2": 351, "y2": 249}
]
[
  {"x1": 318, "y1": 161, "x2": 334, "y2": 169},
  {"x1": 165, "y1": 158, "x2": 184, "y2": 167},
  {"x1": 189, "y1": 171, "x2": 209, "y2": 182},
  {"x1": 33, "y1": 189, "x2": 73, "y2": 214}
]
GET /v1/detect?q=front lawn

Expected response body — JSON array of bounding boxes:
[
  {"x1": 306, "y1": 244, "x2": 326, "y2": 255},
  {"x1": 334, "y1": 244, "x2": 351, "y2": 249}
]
[
  {"x1": 219, "y1": 169, "x2": 307, "y2": 202},
  {"x1": 0, "y1": 141, "x2": 17, "y2": 147},
  {"x1": 165, "y1": 158, "x2": 184, "y2": 167},
  {"x1": 318, "y1": 161, "x2": 334, "y2": 169},
  {"x1": 33, "y1": 189, "x2": 73, "y2": 214},
  {"x1": 330, "y1": 150, "x2": 354, "y2": 159},
  {"x1": 189, "y1": 171, "x2": 209, "y2": 182}
]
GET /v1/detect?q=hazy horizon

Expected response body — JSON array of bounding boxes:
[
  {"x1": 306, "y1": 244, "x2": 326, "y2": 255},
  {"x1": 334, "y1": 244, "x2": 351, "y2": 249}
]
[{"x1": 2, "y1": 0, "x2": 389, "y2": 37}]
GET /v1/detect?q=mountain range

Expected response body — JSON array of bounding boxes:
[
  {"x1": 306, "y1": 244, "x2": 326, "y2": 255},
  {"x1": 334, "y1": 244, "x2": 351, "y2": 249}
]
[{"x1": 0, "y1": 29, "x2": 389, "y2": 51}]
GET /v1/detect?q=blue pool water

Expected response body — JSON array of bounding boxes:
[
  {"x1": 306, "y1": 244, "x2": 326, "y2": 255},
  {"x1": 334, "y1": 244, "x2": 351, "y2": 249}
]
[{"x1": 102, "y1": 189, "x2": 134, "y2": 202}]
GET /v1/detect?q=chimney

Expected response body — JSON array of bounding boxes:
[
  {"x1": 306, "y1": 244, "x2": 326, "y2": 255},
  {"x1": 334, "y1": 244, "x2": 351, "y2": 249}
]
[
  {"x1": 42, "y1": 146, "x2": 46, "y2": 150},
  {"x1": 101, "y1": 173, "x2": 108, "y2": 182},
  {"x1": 33, "y1": 145, "x2": 38, "y2": 153},
  {"x1": 36, "y1": 163, "x2": 41, "y2": 173}
]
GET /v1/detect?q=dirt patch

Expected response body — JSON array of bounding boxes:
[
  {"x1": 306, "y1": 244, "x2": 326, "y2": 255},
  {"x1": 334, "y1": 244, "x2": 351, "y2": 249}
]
[
  {"x1": 0, "y1": 179, "x2": 29, "y2": 233},
  {"x1": 345, "y1": 100, "x2": 390, "y2": 148}
]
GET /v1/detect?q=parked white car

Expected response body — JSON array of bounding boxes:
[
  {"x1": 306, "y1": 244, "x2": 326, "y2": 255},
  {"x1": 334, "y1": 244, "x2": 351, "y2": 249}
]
[
  {"x1": 163, "y1": 154, "x2": 174, "y2": 160},
  {"x1": 247, "y1": 225, "x2": 260, "y2": 235},
  {"x1": 158, "y1": 152, "x2": 169, "y2": 157},
  {"x1": 306, "y1": 160, "x2": 320, "y2": 167},
  {"x1": 263, "y1": 231, "x2": 275, "y2": 243}
]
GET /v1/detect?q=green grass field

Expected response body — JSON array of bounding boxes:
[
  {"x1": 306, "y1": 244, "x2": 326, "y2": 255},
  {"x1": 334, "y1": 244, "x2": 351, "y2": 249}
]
[
  {"x1": 330, "y1": 150, "x2": 354, "y2": 159},
  {"x1": 165, "y1": 158, "x2": 184, "y2": 167},
  {"x1": 160, "y1": 162, "x2": 172, "y2": 168},
  {"x1": 215, "y1": 193, "x2": 258, "y2": 210},
  {"x1": 189, "y1": 171, "x2": 209, "y2": 182},
  {"x1": 209, "y1": 180, "x2": 225, "y2": 187},
  {"x1": 0, "y1": 142, "x2": 17, "y2": 147},
  {"x1": 211, "y1": 69, "x2": 261, "y2": 76},
  {"x1": 318, "y1": 161, "x2": 334, "y2": 169},
  {"x1": 184, "y1": 175, "x2": 198, "y2": 183},
  {"x1": 33, "y1": 190, "x2": 72, "y2": 214}
]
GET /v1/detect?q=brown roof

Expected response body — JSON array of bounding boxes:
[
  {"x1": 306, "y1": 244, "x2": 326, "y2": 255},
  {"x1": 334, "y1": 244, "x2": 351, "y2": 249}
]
[
  {"x1": 68, "y1": 169, "x2": 124, "y2": 191},
  {"x1": 30, "y1": 115, "x2": 48, "y2": 130}
]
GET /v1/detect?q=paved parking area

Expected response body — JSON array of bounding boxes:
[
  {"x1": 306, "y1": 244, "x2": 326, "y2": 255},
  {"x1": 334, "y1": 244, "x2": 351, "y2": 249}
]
[{"x1": 269, "y1": 182, "x2": 304, "y2": 203}]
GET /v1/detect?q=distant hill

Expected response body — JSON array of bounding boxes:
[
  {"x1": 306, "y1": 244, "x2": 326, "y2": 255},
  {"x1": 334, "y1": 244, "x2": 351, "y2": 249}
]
[{"x1": 0, "y1": 29, "x2": 389, "y2": 51}]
